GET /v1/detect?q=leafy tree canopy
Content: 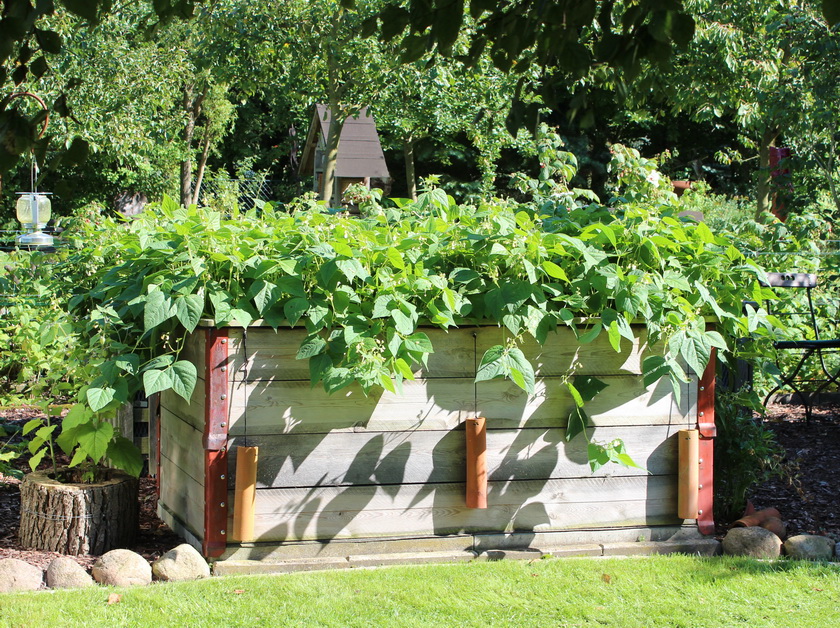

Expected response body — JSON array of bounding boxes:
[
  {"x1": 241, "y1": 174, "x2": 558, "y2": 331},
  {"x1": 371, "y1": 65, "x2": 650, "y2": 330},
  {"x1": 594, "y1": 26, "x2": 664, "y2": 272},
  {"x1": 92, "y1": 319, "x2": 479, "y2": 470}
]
[
  {"x1": 0, "y1": 0, "x2": 204, "y2": 176},
  {"x1": 369, "y1": 0, "x2": 840, "y2": 132}
]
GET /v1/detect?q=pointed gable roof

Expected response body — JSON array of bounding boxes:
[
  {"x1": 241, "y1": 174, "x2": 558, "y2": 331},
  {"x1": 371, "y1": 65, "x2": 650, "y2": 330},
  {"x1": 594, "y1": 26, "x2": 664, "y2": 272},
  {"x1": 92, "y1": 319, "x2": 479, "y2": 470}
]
[{"x1": 298, "y1": 105, "x2": 389, "y2": 179}]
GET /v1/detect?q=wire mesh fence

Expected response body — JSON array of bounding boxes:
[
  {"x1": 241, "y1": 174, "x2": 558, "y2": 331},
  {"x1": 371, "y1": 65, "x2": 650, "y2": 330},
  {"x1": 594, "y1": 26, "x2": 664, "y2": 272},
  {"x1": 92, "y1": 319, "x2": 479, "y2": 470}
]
[{"x1": 195, "y1": 178, "x2": 277, "y2": 212}]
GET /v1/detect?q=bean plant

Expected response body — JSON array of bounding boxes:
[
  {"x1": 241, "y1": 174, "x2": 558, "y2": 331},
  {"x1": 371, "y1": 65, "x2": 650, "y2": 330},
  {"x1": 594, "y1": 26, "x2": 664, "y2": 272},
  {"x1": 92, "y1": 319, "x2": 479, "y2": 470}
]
[{"x1": 58, "y1": 137, "x2": 786, "y2": 476}]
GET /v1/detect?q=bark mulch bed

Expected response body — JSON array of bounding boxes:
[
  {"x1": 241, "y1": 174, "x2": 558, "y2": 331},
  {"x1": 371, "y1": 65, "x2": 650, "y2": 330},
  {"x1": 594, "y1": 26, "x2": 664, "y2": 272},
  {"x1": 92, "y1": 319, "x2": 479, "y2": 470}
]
[{"x1": 1, "y1": 403, "x2": 838, "y2": 572}]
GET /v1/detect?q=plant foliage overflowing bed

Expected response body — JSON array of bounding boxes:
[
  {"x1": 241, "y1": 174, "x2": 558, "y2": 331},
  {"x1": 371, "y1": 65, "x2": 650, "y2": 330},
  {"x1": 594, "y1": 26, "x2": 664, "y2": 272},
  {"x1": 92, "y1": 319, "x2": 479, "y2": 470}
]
[{"x1": 57, "y1": 144, "x2": 781, "y2": 473}]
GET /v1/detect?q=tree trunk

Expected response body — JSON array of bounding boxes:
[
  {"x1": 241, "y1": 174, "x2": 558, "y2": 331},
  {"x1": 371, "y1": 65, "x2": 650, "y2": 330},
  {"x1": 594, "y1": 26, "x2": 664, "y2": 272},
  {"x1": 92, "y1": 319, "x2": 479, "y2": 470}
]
[
  {"x1": 320, "y1": 105, "x2": 344, "y2": 206},
  {"x1": 191, "y1": 127, "x2": 213, "y2": 207},
  {"x1": 404, "y1": 135, "x2": 417, "y2": 201},
  {"x1": 19, "y1": 469, "x2": 138, "y2": 556},
  {"x1": 756, "y1": 127, "x2": 780, "y2": 219},
  {"x1": 180, "y1": 83, "x2": 208, "y2": 208}
]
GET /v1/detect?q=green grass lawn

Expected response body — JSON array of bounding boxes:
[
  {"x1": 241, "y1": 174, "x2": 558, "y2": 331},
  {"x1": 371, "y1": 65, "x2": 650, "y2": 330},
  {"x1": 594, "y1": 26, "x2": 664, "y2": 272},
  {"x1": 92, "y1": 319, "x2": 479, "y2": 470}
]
[{"x1": 0, "y1": 555, "x2": 838, "y2": 627}]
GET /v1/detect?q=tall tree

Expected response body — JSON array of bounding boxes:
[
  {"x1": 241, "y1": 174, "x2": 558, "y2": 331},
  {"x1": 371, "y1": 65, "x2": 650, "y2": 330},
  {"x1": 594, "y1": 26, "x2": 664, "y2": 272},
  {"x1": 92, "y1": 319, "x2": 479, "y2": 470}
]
[{"x1": 0, "y1": 0, "x2": 205, "y2": 180}]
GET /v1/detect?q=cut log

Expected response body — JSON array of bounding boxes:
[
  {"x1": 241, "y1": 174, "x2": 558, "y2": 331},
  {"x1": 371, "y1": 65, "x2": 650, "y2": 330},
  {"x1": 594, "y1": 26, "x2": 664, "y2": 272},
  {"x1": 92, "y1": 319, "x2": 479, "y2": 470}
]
[{"x1": 19, "y1": 469, "x2": 138, "y2": 556}]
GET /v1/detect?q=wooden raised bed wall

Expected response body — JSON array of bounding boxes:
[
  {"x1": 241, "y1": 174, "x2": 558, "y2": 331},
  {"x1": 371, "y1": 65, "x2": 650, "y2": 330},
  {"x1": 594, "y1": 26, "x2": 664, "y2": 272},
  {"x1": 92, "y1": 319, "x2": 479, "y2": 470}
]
[{"x1": 158, "y1": 323, "x2": 714, "y2": 558}]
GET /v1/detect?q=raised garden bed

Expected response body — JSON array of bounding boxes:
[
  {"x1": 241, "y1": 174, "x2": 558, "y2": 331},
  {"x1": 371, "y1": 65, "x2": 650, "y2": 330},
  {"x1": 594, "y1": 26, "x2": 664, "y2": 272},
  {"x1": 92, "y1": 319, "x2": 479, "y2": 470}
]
[{"x1": 156, "y1": 322, "x2": 715, "y2": 561}]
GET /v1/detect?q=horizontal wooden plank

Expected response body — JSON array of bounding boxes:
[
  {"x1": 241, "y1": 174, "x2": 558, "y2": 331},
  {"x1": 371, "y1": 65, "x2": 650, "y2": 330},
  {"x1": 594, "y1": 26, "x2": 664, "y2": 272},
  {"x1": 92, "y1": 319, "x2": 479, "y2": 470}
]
[
  {"x1": 475, "y1": 326, "x2": 651, "y2": 376},
  {"x1": 160, "y1": 383, "x2": 206, "y2": 433},
  {"x1": 160, "y1": 410, "x2": 205, "y2": 480},
  {"x1": 227, "y1": 373, "x2": 690, "y2": 436},
  {"x1": 229, "y1": 327, "x2": 476, "y2": 382},
  {"x1": 161, "y1": 377, "x2": 242, "y2": 434},
  {"x1": 226, "y1": 424, "x2": 682, "y2": 489},
  {"x1": 237, "y1": 475, "x2": 680, "y2": 542},
  {"x1": 477, "y1": 375, "x2": 693, "y2": 428},
  {"x1": 159, "y1": 454, "x2": 205, "y2": 540},
  {"x1": 228, "y1": 378, "x2": 473, "y2": 435},
  {"x1": 178, "y1": 329, "x2": 207, "y2": 378}
]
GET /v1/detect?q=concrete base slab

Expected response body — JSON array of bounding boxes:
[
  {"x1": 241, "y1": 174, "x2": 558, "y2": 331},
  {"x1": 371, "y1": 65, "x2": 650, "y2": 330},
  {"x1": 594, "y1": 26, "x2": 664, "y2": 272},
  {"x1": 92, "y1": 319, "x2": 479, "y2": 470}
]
[
  {"x1": 211, "y1": 532, "x2": 722, "y2": 575},
  {"x1": 214, "y1": 550, "x2": 478, "y2": 575},
  {"x1": 600, "y1": 539, "x2": 721, "y2": 557}
]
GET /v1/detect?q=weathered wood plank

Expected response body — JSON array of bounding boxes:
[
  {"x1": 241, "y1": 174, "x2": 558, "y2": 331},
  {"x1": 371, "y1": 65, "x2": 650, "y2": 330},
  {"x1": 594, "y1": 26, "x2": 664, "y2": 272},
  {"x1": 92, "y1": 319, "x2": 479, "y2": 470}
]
[
  {"x1": 160, "y1": 411, "x2": 205, "y2": 481},
  {"x1": 179, "y1": 329, "x2": 207, "y2": 380},
  {"x1": 159, "y1": 454, "x2": 205, "y2": 539},
  {"x1": 477, "y1": 375, "x2": 693, "y2": 428},
  {"x1": 227, "y1": 425, "x2": 683, "y2": 489},
  {"x1": 238, "y1": 475, "x2": 680, "y2": 542},
  {"x1": 475, "y1": 326, "x2": 652, "y2": 376},
  {"x1": 226, "y1": 374, "x2": 691, "y2": 436},
  {"x1": 161, "y1": 377, "x2": 242, "y2": 433},
  {"x1": 230, "y1": 327, "x2": 476, "y2": 382},
  {"x1": 227, "y1": 378, "x2": 473, "y2": 435}
]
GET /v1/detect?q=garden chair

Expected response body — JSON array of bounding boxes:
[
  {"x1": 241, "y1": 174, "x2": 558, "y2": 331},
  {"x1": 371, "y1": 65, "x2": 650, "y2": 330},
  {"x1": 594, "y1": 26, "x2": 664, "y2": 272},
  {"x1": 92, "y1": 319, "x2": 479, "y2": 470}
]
[{"x1": 762, "y1": 272, "x2": 840, "y2": 422}]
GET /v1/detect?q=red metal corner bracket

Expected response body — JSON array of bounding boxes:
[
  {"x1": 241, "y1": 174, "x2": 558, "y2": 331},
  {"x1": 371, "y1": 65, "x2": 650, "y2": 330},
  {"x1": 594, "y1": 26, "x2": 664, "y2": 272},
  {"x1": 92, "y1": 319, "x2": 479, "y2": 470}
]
[
  {"x1": 696, "y1": 347, "x2": 716, "y2": 535},
  {"x1": 203, "y1": 328, "x2": 230, "y2": 557}
]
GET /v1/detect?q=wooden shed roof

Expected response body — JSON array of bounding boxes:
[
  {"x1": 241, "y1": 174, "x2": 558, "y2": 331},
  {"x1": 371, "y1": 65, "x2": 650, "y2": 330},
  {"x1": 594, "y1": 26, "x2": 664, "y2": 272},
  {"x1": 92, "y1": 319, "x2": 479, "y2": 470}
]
[{"x1": 298, "y1": 105, "x2": 389, "y2": 179}]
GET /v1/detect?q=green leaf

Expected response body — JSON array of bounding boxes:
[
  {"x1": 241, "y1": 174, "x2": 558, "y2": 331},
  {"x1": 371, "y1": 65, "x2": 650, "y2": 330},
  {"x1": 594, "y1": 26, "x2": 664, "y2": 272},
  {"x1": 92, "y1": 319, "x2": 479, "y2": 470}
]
[
  {"x1": 475, "y1": 345, "x2": 506, "y2": 382},
  {"x1": 170, "y1": 361, "x2": 197, "y2": 402},
  {"x1": 506, "y1": 348, "x2": 535, "y2": 394},
  {"x1": 588, "y1": 442, "x2": 611, "y2": 472},
  {"x1": 404, "y1": 332, "x2": 434, "y2": 354},
  {"x1": 323, "y1": 367, "x2": 355, "y2": 393},
  {"x1": 577, "y1": 325, "x2": 601, "y2": 344},
  {"x1": 28, "y1": 448, "x2": 46, "y2": 473},
  {"x1": 679, "y1": 330, "x2": 712, "y2": 378},
  {"x1": 143, "y1": 368, "x2": 173, "y2": 396},
  {"x1": 566, "y1": 406, "x2": 588, "y2": 442},
  {"x1": 390, "y1": 309, "x2": 414, "y2": 335},
  {"x1": 68, "y1": 447, "x2": 88, "y2": 468},
  {"x1": 76, "y1": 420, "x2": 114, "y2": 465},
  {"x1": 642, "y1": 355, "x2": 670, "y2": 387},
  {"x1": 144, "y1": 289, "x2": 172, "y2": 332},
  {"x1": 22, "y1": 418, "x2": 43, "y2": 436},
  {"x1": 56, "y1": 425, "x2": 81, "y2": 456},
  {"x1": 62, "y1": 404, "x2": 91, "y2": 431},
  {"x1": 395, "y1": 358, "x2": 416, "y2": 380},
  {"x1": 284, "y1": 298, "x2": 310, "y2": 326},
  {"x1": 387, "y1": 247, "x2": 405, "y2": 270},
  {"x1": 175, "y1": 294, "x2": 204, "y2": 332},
  {"x1": 60, "y1": 0, "x2": 101, "y2": 22},
  {"x1": 542, "y1": 260, "x2": 568, "y2": 281},
  {"x1": 297, "y1": 335, "x2": 327, "y2": 360},
  {"x1": 572, "y1": 375, "x2": 608, "y2": 403},
  {"x1": 114, "y1": 353, "x2": 140, "y2": 375},
  {"x1": 607, "y1": 320, "x2": 621, "y2": 352},
  {"x1": 86, "y1": 386, "x2": 115, "y2": 412},
  {"x1": 107, "y1": 436, "x2": 144, "y2": 477}
]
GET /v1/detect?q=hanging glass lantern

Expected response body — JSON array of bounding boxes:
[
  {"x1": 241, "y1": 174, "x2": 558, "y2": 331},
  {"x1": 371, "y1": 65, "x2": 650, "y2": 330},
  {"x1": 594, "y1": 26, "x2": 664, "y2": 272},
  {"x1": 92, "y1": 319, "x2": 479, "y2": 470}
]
[{"x1": 15, "y1": 192, "x2": 54, "y2": 247}]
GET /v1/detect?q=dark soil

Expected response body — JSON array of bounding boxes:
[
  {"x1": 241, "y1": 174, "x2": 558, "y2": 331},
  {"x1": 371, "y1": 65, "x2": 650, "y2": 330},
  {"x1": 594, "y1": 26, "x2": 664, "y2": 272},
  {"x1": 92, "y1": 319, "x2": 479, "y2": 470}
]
[
  {"x1": 1, "y1": 402, "x2": 838, "y2": 572},
  {"x1": 747, "y1": 402, "x2": 840, "y2": 541}
]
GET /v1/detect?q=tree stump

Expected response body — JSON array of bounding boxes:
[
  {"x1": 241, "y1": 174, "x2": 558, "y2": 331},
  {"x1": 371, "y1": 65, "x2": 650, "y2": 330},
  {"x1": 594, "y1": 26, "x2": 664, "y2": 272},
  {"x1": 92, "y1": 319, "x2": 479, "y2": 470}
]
[{"x1": 19, "y1": 469, "x2": 138, "y2": 556}]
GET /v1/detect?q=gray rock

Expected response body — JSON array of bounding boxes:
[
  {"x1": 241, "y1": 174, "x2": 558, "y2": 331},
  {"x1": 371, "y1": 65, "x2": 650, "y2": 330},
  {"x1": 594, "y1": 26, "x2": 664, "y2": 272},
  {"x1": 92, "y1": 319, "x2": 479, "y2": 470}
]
[
  {"x1": 46, "y1": 557, "x2": 95, "y2": 589},
  {"x1": 722, "y1": 527, "x2": 782, "y2": 559},
  {"x1": 0, "y1": 558, "x2": 43, "y2": 593},
  {"x1": 152, "y1": 544, "x2": 210, "y2": 582},
  {"x1": 784, "y1": 535, "x2": 835, "y2": 561},
  {"x1": 92, "y1": 549, "x2": 152, "y2": 587}
]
